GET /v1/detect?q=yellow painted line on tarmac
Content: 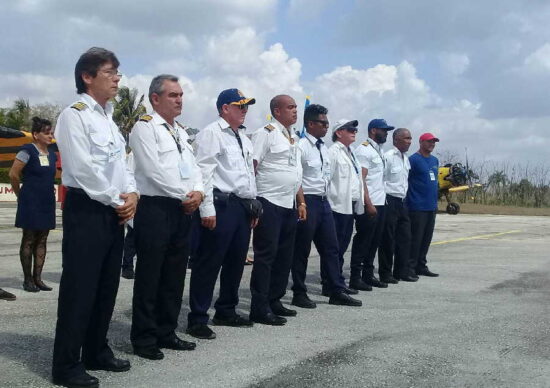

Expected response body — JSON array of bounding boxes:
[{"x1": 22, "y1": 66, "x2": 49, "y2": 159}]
[{"x1": 432, "y1": 230, "x2": 521, "y2": 246}]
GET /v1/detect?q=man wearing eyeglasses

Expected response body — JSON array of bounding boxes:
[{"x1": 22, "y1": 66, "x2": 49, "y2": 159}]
[
  {"x1": 187, "y1": 89, "x2": 259, "y2": 340},
  {"x1": 53, "y1": 47, "x2": 138, "y2": 388},
  {"x1": 291, "y1": 104, "x2": 362, "y2": 308},
  {"x1": 350, "y1": 119, "x2": 395, "y2": 291},
  {"x1": 129, "y1": 75, "x2": 204, "y2": 361},
  {"x1": 248, "y1": 95, "x2": 306, "y2": 326},
  {"x1": 407, "y1": 133, "x2": 440, "y2": 278},
  {"x1": 325, "y1": 119, "x2": 366, "y2": 294}
]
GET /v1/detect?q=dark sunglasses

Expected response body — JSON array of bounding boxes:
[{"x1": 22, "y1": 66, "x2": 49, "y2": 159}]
[
  {"x1": 311, "y1": 119, "x2": 330, "y2": 127},
  {"x1": 344, "y1": 128, "x2": 358, "y2": 133}
]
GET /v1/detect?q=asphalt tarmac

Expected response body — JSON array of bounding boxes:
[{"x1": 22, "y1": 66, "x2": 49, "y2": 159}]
[{"x1": 1, "y1": 203, "x2": 549, "y2": 388}]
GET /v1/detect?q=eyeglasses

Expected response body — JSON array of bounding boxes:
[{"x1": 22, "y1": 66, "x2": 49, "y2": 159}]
[
  {"x1": 100, "y1": 69, "x2": 122, "y2": 78},
  {"x1": 311, "y1": 119, "x2": 329, "y2": 127}
]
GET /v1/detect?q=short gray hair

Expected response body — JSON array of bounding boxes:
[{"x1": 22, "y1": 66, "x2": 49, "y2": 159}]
[
  {"x1": 393, "y1": 127, "x2": 410, "y2": 140},
  {"x1": 149, "y1": 74, "x2": 179, "y2": 104}
]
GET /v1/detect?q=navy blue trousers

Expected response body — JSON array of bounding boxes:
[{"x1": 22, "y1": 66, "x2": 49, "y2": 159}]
[
  {"x1": 52, "y1": 190, "x2": 123, "y2": 379},
  {"x1": 131, "y1": 196, "x2": 191, "y2": 347},
  {"x1": 378, "y1": 195, "x2": 411, "y2": 279},
  {"x1": 121, "y1": 224, "x2": 136, "y2": 270},
  {"x1": 291, "y1": 195, "x2": 346, "y2": 296},
  {"x1": 350, "y1": 205, "x2": 386, "y2": 280},
  {"x1": 320, "y1": 211, "x2": 354, "y2": 286},
  {"x1": 250, "y1": 197, "x2": 297, "y2": 316},
  {"x1": 409, "y1": 210, "x2": 436, "y2": 274},
  {"x1": 188, "y1": 196, "x2": 251, "y2": 326}
]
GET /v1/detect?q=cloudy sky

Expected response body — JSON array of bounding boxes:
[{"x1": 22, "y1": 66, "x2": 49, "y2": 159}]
[{"x1": 2, "y1": 0, "x2": 549, "y2": 165}]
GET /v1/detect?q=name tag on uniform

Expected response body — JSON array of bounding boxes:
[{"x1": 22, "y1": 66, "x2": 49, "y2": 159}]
[
  {"x1": 289, "y1": 146, "x2": 297, "y2": 166},
  {"x1": 39, "y1": 154, "x2": 49, "y2": 167},
  {"x1": 108, "y1": 147, "x2": 122, "y2": 163},
  {"x1": 429, "y1": 170, "x2": 436, "y2": 181},
  {"x1": 179, "y1": 159, "x2": 191, "y2": 179}
]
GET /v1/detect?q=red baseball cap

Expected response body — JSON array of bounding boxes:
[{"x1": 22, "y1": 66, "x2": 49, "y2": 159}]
[{"x1": 419, "y1": 132, "x2": 439, "y2": 142}]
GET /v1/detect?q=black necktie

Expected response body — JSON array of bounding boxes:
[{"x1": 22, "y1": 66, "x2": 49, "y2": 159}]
[
  {"x1": 233, "y1": 130, "x2": 245, "y2": 159},
  {"x1": 315, "y1": 139, "x2": 324, "y2": 165}
]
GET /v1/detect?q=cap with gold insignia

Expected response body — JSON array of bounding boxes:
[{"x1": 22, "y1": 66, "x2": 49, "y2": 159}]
[{"x1": 216, "y1": 88, "x2": 256, "y2": 111}]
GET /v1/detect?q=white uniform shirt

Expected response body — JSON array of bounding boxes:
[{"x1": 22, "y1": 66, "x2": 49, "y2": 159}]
[
  {"x1": 354, "y1": 139, "x2": 386, "y2": 206},
  {"x1": 195, "y1": 117, "x2": 257, "y2": 217},
  {"x1": 328, "y1": 141, "x2": 365, "y2": 215},
  {"x1": 55, "y1": 93, "x2": 137, "y2": 207},
  {"x1": 384, "y1": 147, "x2": 410, "y2": 199},
  {"x1": 252, "y1": 120, "x2": 302, "y2": 209},
  {"x1": 129, "y1": 112, "x2": 203, "y2": 201},
  {"x1": 298, "y1": 132, "x2": 331, "y2": 196}
]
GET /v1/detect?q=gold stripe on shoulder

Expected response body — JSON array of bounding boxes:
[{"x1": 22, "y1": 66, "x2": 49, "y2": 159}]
[
  {"x1": 71, "y1": 102, "x2": 87, "y2": 111},
  {"x1": 264, "y1": 124, "x2": 275, "y2": 132},
  {"x1": 139, "y1": 114, "x2": 153, "y2": 122},
  {"x1": 361, "y1": 140, "x2": 370, "y2": 146}
]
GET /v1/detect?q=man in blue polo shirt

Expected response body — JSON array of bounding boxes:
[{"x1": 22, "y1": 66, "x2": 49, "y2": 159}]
[{"x1": 406, "y1": 132, "x2": 440, "y2": 278}]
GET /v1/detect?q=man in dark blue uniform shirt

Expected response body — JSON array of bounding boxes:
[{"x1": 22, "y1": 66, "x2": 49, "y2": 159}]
[{"x1": 406, "y1": 132, "x2": 440, "y2": 278}]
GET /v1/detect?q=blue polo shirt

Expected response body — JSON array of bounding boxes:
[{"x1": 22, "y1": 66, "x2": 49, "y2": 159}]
[{"x1": 406, "y1": 152, "x2": 439, "y2": 211}]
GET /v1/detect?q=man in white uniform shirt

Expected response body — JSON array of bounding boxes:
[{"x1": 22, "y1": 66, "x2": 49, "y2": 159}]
[
  {"x1": 379, "y1": 128, "x2": 416, "y2": 283},
  {"x1": 249, "y1": 95, "x2": 306, "y2": 326},
  {"x1": 350, "y1": 119, "x2": 395, "y2": 290},
  {"x1": 325, "y1": 119, "x2": 365, "y2": 293},
  {"x1": 291, "y1": 104, "x2": 362, "y2": 308},
  {"x1": 129, "y1": 75, "x2": 204, "y2": 361},
  {"x1": 187, "y1": 89, "x2": 260, "y2": 340},
  {"x1": 53, "y1": 47, "x2": 138, "y2": 388}
]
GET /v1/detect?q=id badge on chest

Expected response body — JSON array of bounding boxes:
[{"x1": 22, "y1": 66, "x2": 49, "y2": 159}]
[
  {"x1": 289, "y1": 146, "x2": 297, "y2": 166},
  {"x1": 179, "y1": 154, "x2": 191, "y2": 179},
  {"x1": 38, "y1": 154, "x2": 49, "y2": 167},
  {"x1": 108, "y1": 146, "x2": 122, "y2": 163},
  {"x1": 429, "y1": 170, "x2": 436, "y2": 181}
]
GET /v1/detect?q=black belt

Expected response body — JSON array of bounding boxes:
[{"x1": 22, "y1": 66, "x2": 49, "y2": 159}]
[
  {"x1": 67, "y1": 187, "x2": 86, "y2": 195},
  {"x1": 386, "y1": 194, "x2": 406, "y2": 203},
  {"x1": 304, "y1": 194, "x2": 328, "y2": 201}
]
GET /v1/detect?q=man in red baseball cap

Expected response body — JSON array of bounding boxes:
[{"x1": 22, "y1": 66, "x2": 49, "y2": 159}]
[{"x1": 406, "y1": 132, "x2": 440, "y2": 278}]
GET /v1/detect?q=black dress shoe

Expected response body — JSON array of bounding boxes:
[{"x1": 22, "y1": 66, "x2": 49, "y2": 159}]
[
  {"x1": 291, "y1": 293, "x2": 317, "y2": 309},
  {"x1": 270, "y1": 301, "x2": 297, "y2": 317},
  {"x1": 344, "y1": 286, "x2": 359, "y2": 295},
  {"x1": 0, "y1": 288, "x2": 16, "y2": 301},
  {"x1": 250, "y1": 312, "x2": 287, "y2": 326},
  {"x1": 349, "y1": 279, "x2": 372, "y2": 291},
  {"x1": 212, "y1": 314, "x2": 253, "y2": 327},
  {"x1": 23, "y1": 280, "x2": 39, "y2": 292},
  {"x1": 398, "y1": 275, "x2": 419, "y2": 282},
  {"x1": 121, "y1": 268, "x2": 134, "y2": 279},
  {"x1": 380, "y1": 276, "x2": 399, "y2": 284},
  {"x1": 52, "y1": 372, "x2": 99, "y2": 388},
  {"x1": 363, "y1": 277, "x2": 388, "y2": 288},
  {"x1": 329, "y1": 292, "x2": 362, "y2": 307},
  {"x1": 133, "y1": 345, "x2": 164, "y2": 360},
  {"x1": 158, "y1": 336, "x2": 196, "y2": 351},
  {"x1": 186, "y1": 324, "x2": 216, "y2": 339},
  {"x1": 417, "y1": 268, "x2": 439, "y2": 277},
  {"x1": 85, "y1": 357, "x2": 131, "y2": 372}
]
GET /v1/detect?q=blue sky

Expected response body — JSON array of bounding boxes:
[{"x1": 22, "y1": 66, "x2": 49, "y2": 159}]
[{"x1": 1, "y1": 0, "x2": 549, "y2": 167}]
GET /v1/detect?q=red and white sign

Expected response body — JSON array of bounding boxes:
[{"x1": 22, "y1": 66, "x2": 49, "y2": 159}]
[{"x1": 0, "y1": 183, "x2": 62, "y2": 202}]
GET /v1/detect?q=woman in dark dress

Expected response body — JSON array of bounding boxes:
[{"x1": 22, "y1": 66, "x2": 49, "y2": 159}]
[{"x1": 9, "y1": 117, "x2": 57, "y2": 292}]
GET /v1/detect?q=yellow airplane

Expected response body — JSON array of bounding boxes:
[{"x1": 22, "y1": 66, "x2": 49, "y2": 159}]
[{"x1": 438, "y1": 163, "x2": 482, "y2": 214}]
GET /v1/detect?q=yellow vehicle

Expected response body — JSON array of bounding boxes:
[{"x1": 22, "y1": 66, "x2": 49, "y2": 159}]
[
  {"x1": 438, "y1": 163, "x2": 482, "y2": 214},
  {"x1": 0, "y1": 126, "x2": 33, "y2": 168}
]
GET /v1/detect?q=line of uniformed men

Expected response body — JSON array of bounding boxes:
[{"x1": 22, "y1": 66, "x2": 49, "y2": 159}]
[{"x1": 49, "y1": 47, "x2": 439, "y2": 388}]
